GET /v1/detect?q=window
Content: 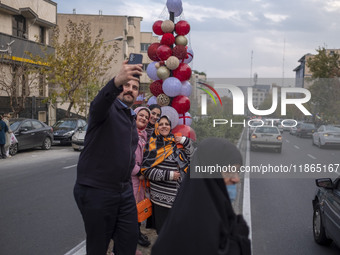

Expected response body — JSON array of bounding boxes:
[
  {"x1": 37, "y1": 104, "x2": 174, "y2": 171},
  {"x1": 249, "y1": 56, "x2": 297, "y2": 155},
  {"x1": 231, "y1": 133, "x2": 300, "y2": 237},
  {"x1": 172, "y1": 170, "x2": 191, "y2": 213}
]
[
  {"x1": 32, "y1": 120, "x2": 44, "y2": 129},
  {"x1": 21, "y1": 121, "x2": 33, "y2": 131},
  {"x1": 39, "y1": 73, "x2": 45, "y2": 97},
  {"x1": 141, "y1": 43, "x2": 150, "y2": 52},
  {"x1": 12, "y1": 15, "x2": 27, "y2": 38},
  {"x1": 39, "y1": 26, "x2": 45, "y2": 44},
  {"x1": 142, "y1": 64, "x2": 148, "y2": 71}
]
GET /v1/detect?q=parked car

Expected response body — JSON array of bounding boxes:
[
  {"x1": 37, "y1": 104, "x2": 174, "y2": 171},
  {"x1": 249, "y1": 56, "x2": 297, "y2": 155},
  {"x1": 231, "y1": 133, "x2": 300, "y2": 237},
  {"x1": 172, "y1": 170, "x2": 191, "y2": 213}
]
[
  {"x1": 312, "y1": 177, "x2": 340, "y2": 248},
  {"x1": 312, "y1": 125, "x2": 340, "y2": 148},
  {"x1": 72, "y1": 124, "x2": 88, "y2": 151},
  {"x1": 8, "y1": 118, "x2": 53, "y2": 155},
  {"x1": 295, "y1": 122, "x2": 316, "y2": 137},
  {"x1": 53, "y1": 118, "x2": 87, "y2": 145},
  {"x1": 282, "y1": 120, "x2": 296, "y2": 132},
  {"x1": 250, "y1": 125, "x2": 282, "y2": 153}
]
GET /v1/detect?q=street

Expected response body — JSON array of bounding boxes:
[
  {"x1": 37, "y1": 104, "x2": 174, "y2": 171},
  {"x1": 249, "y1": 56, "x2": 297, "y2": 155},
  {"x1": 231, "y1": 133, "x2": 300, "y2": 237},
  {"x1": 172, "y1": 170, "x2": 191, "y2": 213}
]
[
  {"x1": 1, "y1": 132, "x2": 340, "y2": 255},
  {"x1": 0, "y1": 146, "x2": 84, "y2": 255},
  {"x1": 249, "y1": 131, "x2": 340, "y2": 255}
]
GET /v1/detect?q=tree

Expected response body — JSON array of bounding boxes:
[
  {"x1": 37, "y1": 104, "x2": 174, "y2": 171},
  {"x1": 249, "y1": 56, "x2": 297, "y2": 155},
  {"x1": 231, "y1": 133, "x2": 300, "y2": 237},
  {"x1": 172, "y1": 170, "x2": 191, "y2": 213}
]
[
  {"x1": 0, "y1": 58, "x2": 41, "y2": 116},
  {"x1": 307, "y1": 47, "x2": 340, "y2": 122},
  {"x1": 30, "y1": 20, "x2": 120, "y2": 117}
]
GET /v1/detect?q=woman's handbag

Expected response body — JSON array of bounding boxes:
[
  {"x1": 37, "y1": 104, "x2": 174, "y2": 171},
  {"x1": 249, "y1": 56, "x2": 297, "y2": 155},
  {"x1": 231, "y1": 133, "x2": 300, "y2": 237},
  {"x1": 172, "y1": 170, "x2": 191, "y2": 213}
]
[{"x1": 136, "y1": 180, "x2": 152, "y2": 223}]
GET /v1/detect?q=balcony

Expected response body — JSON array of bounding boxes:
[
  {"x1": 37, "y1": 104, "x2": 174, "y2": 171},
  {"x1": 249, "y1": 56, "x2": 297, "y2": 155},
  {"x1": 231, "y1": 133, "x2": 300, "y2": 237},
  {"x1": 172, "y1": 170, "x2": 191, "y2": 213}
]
[{"x1": 0, "y1": 32, "x2": 54, "y2": 65}]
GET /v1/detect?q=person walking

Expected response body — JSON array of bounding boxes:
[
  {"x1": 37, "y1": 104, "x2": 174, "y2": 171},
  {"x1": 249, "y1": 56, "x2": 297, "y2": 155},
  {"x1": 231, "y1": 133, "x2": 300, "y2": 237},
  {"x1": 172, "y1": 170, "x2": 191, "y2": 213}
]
[
  {"x1": 73, "y1": 60, "x2": 143, "y2": 255},
  {"x1": 3, "y1": 114, "x2": 12, "y2": 157},
  {"x1": 0, "y1": 115, "x2": 9, "y2": 159}
]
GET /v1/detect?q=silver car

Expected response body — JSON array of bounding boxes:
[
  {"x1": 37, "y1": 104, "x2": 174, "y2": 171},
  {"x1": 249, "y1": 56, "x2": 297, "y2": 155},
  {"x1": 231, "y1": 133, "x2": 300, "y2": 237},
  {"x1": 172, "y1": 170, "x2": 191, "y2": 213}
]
[
  {"x1": 250, "y1": 125, "x2": 283, "y2": 153},
  {"x1": 72, "y1": 124, "x2": 88, "y2": 151},
  {"x1": 312, "y1": 125, "x2": 340, "y2": 148}
]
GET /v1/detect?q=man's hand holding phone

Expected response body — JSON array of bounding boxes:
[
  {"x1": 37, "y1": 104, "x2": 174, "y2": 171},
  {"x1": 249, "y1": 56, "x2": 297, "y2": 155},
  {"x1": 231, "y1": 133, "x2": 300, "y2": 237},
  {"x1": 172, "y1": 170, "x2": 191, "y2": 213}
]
[{"x1": 114, "y1": 53, "x2": 143, "y2": 88}]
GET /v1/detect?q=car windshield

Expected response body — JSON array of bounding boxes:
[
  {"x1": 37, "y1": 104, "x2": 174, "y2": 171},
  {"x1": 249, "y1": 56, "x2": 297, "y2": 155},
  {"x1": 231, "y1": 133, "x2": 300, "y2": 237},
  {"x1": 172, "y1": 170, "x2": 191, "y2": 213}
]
[
  {"x1": 54, "y1": 120, "x2": 77, "y2": 129},
  {"x1": 10, "y1": 120, "x2": 22, "y2": 131},
  {"x1": 325, "y1": 125, "x2": 340, "y2": 132},
  {"x1": 255, "y1": 127, "x2": 279, "y2": 134}
]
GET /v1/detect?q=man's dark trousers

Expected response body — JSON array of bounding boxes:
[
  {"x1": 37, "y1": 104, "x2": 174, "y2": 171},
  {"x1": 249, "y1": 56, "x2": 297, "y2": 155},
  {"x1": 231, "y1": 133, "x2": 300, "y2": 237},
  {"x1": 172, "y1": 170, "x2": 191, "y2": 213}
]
[{"x1": 74, "y1": 183, "x2": 138, "y2": 255}]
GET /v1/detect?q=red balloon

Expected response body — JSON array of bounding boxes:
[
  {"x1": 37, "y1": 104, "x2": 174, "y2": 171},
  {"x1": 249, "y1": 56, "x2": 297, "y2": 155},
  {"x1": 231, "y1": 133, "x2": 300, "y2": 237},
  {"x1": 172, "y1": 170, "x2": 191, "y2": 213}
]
[
  {"x1": 150, "y1": 80, "x2": 164, "y2": 96},
  {"x1": 172, "y1": 125, "x2": 196, "y2": 141},
  {"x1": 172, "y1": 45, "x2": 187, "y2": 60},
  {"x1": 156, "y1": 45, "x2": 172, "y2": 61},
  {"x1": 147, "y1": 43, "x2": 161, "y2": 61},
  {"x1": 153, "y1": 20, "x2": 164, "y2": 36},
  {"x1": 172, "y1": 95, "x2": 190, "y2": 114},
  {"x1": 161, "y1": 33, "x2": 175, "y2": 46},
  {"x1": 175, "y1": 20, "x2": 191, "y2": 35},
  {"x1": 173, "y1": 63, "x2": 192, "y2": 81}
]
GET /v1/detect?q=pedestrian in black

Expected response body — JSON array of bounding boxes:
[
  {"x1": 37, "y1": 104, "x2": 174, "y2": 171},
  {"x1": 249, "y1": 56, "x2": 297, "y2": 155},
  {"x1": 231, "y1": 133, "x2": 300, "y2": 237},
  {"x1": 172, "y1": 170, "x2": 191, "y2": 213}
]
[
  {"x1": 0, "y1": 115, "x2": 9, "y2": 159},
  {"x1": 73, "y1": 60, "x2": 143, "y2": 255}
]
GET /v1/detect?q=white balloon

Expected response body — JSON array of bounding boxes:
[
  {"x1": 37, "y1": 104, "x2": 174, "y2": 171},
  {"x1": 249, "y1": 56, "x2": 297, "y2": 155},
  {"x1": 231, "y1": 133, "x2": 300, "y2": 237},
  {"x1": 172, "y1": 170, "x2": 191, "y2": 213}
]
[
  {"x1": 147, "y1": 96, "x2": 157, "y2": 105},
  {"x1": 183, "y1": 47, "x2": 194, "y2": 64},
  {"x1": 162, "y1": 77, "x2": 182, "y2": 97},
  {"x1": 166, "y1": 0, "x2": 183, "y2": 17},
  {"x1": 146, "y1": 62, "x2": 160, "y2": 81},
  {"x1": 178, "y1": 112, "x2": 192, "y2": 126},
  {"x1": 180, "y1": 81, "x2": 192, "y2": 97},
  {"x1": 161, "y1": 106, "x2": 179, "y2": 129}
]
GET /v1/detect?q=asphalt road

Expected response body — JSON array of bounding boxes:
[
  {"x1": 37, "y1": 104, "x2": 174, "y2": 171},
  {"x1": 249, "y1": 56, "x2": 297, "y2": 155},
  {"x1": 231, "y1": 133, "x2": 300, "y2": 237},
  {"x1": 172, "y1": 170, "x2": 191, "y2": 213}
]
[
  {"x1": 249, "y1": 131, "x2": 340, "y2": 255},
  {"x1": 0, "y1": 146, "x2": 84, "y2": 255}
]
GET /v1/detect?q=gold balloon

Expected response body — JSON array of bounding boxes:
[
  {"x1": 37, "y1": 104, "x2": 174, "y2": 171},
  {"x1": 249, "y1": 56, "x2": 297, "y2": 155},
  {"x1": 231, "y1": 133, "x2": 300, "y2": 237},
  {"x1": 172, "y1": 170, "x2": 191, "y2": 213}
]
[
  {"x1": 161, "y1": 20, "x2": 175, "y2": 33},
  {"x1": 165, "y1": 56, "x2": 180, "y2": 70},
  {"x1": 155, "y1": 62, "x2": 161, "y2": 68},
  {"x1": 157, "y1": 66, "x2": 170, "y2": 80},
  {"x1": 175, "y1": 35, "x2": 188, "y2": 46},
  {"x1": 157, "y1": 94, "x2": 170, "y2": 106}
]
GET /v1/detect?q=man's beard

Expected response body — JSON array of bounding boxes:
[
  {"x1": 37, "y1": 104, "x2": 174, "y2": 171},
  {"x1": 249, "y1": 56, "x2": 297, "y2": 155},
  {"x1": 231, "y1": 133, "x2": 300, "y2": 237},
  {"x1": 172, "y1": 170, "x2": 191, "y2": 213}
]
[{"x1": 121, "y1": 93, "x2": 134, "y2": 107}]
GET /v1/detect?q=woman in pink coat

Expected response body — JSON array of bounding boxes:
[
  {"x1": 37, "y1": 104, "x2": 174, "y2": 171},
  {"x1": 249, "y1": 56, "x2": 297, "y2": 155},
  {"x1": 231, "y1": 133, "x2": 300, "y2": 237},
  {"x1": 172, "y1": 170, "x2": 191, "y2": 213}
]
[{"x1": 132, "y1": 107, "x2": 151, "y2": 249}]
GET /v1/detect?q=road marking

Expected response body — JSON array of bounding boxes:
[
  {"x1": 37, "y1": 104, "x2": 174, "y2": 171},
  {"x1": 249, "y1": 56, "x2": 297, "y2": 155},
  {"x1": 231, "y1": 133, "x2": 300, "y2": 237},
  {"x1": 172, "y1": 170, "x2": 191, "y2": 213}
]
[
  {"x1": 64, "y1": 240, "x2": 85, "y2": 255},
  {"x1": 243, "y1": 128, "x2": 253, "y2": 248},
  {"x1": 307, "y1": 154, "x2": 317, "y2": 159},
  {"x1": 294, "y1": 145, "x2": 300, "y2": 149},
  {"x1": 286, "y1": 140, "x2": 290, "y2": 143},
  {"x1": 63, "y1": 164, "x2": 77, "y2": 169}
]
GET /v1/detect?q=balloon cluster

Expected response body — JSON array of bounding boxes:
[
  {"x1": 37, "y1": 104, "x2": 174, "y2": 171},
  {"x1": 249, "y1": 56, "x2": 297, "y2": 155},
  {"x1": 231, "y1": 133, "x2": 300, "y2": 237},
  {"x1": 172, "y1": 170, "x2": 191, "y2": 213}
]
[{"x1": 147, "y1": 0, "x2": 196, "y2": 141}]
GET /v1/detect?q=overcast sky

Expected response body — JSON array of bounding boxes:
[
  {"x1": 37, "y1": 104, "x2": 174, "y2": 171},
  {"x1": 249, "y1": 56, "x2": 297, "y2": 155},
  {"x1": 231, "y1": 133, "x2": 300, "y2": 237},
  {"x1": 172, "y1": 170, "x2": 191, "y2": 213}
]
[{"x1": 54, "y1": 0, "x2": 340, "y2": 79}]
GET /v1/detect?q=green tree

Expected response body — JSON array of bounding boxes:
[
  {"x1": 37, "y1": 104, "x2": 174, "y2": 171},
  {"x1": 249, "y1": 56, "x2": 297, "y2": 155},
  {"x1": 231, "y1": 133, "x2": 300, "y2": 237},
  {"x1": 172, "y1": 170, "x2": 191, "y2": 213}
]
[
  {"x1": 307, "y1": 47, "x2": 340, "y2": 122},
  {"x1": 30, "y1": 20, "x2": 119, "y2": 117}
]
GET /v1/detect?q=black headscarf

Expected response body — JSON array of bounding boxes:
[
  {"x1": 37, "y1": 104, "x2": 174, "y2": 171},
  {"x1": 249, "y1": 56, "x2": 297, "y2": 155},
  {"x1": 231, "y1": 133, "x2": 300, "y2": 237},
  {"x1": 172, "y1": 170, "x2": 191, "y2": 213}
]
[{"x1": 151, "y1": 137, "x2": 251, "y2": 255}]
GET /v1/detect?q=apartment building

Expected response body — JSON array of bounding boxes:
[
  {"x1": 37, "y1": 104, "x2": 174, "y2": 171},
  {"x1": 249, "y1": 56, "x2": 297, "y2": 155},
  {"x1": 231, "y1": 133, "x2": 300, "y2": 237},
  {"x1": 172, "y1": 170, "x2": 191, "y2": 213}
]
[
  {"x1": 293, "y1": 49, "x2": 340, "y2": 89},
  {"x1": 0, "y1": 0, "x2": 57, "y2": 122}
]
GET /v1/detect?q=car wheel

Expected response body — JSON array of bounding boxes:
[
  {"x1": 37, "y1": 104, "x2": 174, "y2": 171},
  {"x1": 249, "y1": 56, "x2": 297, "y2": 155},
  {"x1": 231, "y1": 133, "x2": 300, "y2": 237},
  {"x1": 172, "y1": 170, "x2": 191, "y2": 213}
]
[
  {"x1": 42, "y1": 137, "x2": 52, "y2": 150},
  {"x1": 313, "y1": 203, "x2": 332, "y2": 245},
  {"x1": 9, "y1": 143, "x2": 18, "y2": 156}
]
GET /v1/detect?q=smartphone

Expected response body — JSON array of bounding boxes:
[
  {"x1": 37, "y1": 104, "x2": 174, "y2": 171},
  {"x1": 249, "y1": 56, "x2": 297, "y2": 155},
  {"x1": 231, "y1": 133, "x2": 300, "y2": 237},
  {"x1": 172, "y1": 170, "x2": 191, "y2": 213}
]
[{"x1": 128, "y1": 53, "x2": 143, "y2": 65}]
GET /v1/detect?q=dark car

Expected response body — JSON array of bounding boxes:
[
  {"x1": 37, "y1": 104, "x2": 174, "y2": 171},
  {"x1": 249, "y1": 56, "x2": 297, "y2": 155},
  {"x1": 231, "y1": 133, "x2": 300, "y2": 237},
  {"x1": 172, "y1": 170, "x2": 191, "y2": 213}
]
[
  {"x1": 9, "y1": 118, "x2": 54, "y2": 155},
  {"x1": 295, "y1": 122, "x2": 316, "y2": 137},
  {"x1": 313, "y1": 177, "x2": 340, "y2": 248},
  {"x1": 53, "y1": 118, "x2": 87, "y2": 145}
]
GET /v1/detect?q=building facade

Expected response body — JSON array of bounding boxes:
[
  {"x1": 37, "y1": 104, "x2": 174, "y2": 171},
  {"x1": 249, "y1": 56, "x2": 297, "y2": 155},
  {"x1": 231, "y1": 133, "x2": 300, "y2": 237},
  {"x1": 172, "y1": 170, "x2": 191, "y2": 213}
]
[{"x1": 0, "y1": 0, "x2": 57, "y2": 123}]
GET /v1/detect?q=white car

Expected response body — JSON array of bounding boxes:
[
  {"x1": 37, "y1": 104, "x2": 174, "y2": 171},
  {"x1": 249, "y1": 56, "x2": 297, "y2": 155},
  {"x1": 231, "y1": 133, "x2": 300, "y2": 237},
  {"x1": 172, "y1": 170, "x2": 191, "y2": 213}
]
[
  {"x1": 72, "y1": 124, "x2": 87, "y2": 151},
  {"x1": 250, "y1": 126, "x2": 282, "y2": 153},
  {"x1": 312, "y1": 125, "x2": 340, "y2": 148}
]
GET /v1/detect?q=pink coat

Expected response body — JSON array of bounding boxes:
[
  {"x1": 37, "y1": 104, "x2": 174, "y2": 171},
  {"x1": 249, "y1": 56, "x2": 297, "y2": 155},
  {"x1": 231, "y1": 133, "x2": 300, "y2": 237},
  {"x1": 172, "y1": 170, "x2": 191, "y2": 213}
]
[{"x1": 131, "y1": 129, "x2": 148, "y2": 203}]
